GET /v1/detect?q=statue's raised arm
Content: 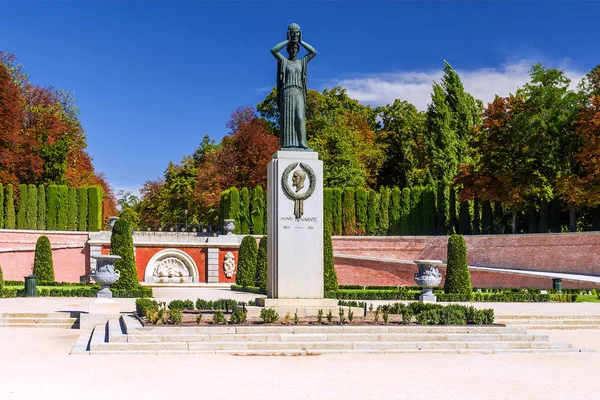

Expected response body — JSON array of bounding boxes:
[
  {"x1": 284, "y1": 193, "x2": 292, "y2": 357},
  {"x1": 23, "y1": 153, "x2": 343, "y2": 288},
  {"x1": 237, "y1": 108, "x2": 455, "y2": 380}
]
[{"x1": 273, "y1": 23, "x2": 316, "y2": 151}]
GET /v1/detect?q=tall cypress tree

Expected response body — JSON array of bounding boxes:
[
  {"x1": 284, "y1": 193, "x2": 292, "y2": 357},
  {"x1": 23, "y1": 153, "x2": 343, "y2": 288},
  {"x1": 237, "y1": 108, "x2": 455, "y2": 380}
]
[
  {"x1": 458, "y1": 201, "x2": 472, "y2": 235},
  {"x1": 410, "y1": 186, "x2": 423, "y2": 235},
  {"x1": 26, "y1": 184, "x2": 37, "y2": 230},
  {"x1": 472, "y1": 199, "x2": 481, "y2": 235},
  {"x1": 550, "y1": 198, "x2": 562, "y2": 233},
  {"x1": 323, "y1": 229, "x2": 338, "y2": 292},
  {"x1": 539, "y1": 201, "x2": 550, "y2": 233},
  {"x1": 389, "y1": 187, "x2": 401, "y2": 235},
  {"x1": 367, "y1": 189, "x2": 379, "y2": 236},
  {"x1": 255, "y1": 236, "x2": 268, "y2": 292},
  {"x1": 5, "y1": 184, "x2": 15, "y2": 229},
  {"x1": 219, "y1": 189, "x2": 230, "y2": 233},
  {"x1": 250, "y1": 185, "x2": 265, "y2": 235},
  {"x1": 331, "y1": 188, "x2": 343, "y2": 236},
  {"x1": 57, "y1": 185, "x2": 68, "y2": 230},
  {"x1": 46, "y1": 185, "x2": 59, "y2": 230},
  {"x1": 342, "y1": 187, "x2": 356, "y2": 235},
  {"x1": 37, "y1": 185, "x2": 46, "y2": 230},
  {"x1": 378, "y1": 187, "x2": 390, "y2": 235},
  {"x1": 481, "y1": 200, "x2": 493, "y2": 234},
  {"x1": 87, "y1": 186, "x2": 103, "y2": 231},
  {"x1": 323, "y1": 188, "x2": 333, "y2": 235},
  {"x1": 422, "y1": 186, "x2": 437, "y2": 235},
  {"x1": 444, "y1": 234, "x2": 472, "y2": 297},
  {"x1": 110, "y1": 218, "x2": 138, "y2": 289},
  {"x1": 17, "y1": 184, "x2": 27, "y2": 229},
  {"x1": 399, "y1": 187, "x2": 411, "y2": 234},
  {"x1": 76, "y1": 187, "x2": 88, "y2": 231},
  {"x1": 67, "y1": 187, "x2": 77, "y2": 231},
  {"x1": 228, "y1": 187, "x2": 240, "y2": 234},
  {"x1": 239, "y1": 187, "x2": 250, "y2": 234},
  {"x1": 33, "y1": 235, "x2": 54, "y2": 282},
  {"x1": 492, "y1": 201, "x2": 504, "y2": 234},
  {"x1": 436, "y1": 184, "x2": 449, "y2": 235},
  {"x1": 354, "y1": 186, "x2": 367, "y2": 235},
  {"x1": 236, "y1": 235, "x2": 258, "y2": 287},
  {"x1": 449, "y1": 188, "x2": 458, "y2": 234},
  {"x1": 0, "y1": 183, "x2": 4, "y2": 229}
]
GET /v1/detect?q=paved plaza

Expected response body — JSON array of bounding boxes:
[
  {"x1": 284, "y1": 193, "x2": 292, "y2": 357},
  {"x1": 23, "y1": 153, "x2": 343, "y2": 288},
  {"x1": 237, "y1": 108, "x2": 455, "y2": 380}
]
[{"x1": 0, "y1": 288, "x2": 599, "y2": 399}]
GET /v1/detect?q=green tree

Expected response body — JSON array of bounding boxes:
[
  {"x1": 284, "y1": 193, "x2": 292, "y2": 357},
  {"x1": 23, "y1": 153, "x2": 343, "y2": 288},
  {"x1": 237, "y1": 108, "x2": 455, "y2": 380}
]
[
  {"x1": 367, "y1": 189, "x2": 379, "y2": 235},
  {"x1": 323, "y1": 188, "x2": 334, "y2": 235},
  {"x1": 422, "y1": 186, "x2": 437, "y2": 235},
  {"x1": 17, "y1": 184, "x2": 27, "y2": 229},
  {"x1": 481, "y1": 200, "x2": 493, "y2": 234},
  {"x1": 57, "y1": 185, "x2": 68, "y2": 230},
  {"x1": 33, "y1": 235, "x2": 54, "y2": 282},
  {"x1": 410, "y1": 186, "x2": 423, "y2": 235},
  {"x1": 5, "y1": 184, "x2": 15, "y2": 229},
  {"x1": 110, "y1": 218, "x2": 138, "y2": 289},
  {"x1": 331, "y1": 188, "x2": 343, "y2": 235},
  {"x1": 67, "y1": 187, "x2": 77, "y2": 231},
  {"x1": 218, "y1": 189, "x2": 230, "y2": 233},
  {"x1": 444, "y1": 234, "x2": 471, "y2": 296},
  {"x1": 250, "y1": 186, "x2": 264, "y2": 235},
  {"x1": 236, "y1": 235, "x2": 258, "y2": 287},
  {"x1": 26, "y1": 184, "x2": 37, "y2": 230},
  {"x1": 119, "y1": 208, "x2": 140, "y2": 230},
  {"x1": 436, "y1": 184, "x2": 449, "y2": 234},
  {"x1": 76, "y1": 187, "x2": 88, "y2": 231},
  {"x1": 255, "y1": 236, "x2": 268, "y2": 292},
  {"x1": 323, "y1": 229, "x2": 338, "y2": 292},
  {"x1": 239, "y1": 187, "x2": 250, "y2": 234},
  {"x1": 342, "y1": 187, "x2": 356, "y2": 235},
  {"x1": 458, "y1": 201, "x2": 472, "y2": 235},
  {"x1": 355, "y1": 186, "x2": 367, "y2": 235},
  {"x1": 228, "y1": 187, "x2": 240, "y2": 234},
  {"x1": 37, "y1": 184, "x2": 46, "y2": 230},
  {"x1": 378, "y1": 187, "x2": 390, "y2": 235},
  {"x1": 472, "y1": 199, "x2": 481, "y2": 235}
]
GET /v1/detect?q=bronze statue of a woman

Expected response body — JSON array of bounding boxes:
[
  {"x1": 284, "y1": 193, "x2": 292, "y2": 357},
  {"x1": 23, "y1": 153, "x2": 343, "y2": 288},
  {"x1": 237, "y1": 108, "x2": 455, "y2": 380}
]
[{"x1": 271, "y1": 23, "x2": 317, "y2": 150}]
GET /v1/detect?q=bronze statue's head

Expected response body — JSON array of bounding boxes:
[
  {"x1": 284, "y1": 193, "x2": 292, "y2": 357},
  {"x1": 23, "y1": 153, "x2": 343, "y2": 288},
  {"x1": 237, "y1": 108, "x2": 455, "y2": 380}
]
[
  {"x1": 287, "y1": 23, "x2": 301, "y2": 43},
  {"x1": 286, "y1": 41, "x2": 299, "y2": 60}
]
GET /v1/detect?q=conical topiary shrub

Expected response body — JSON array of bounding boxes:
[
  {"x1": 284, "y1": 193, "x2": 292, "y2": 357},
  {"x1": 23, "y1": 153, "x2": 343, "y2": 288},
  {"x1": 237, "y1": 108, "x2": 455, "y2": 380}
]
[
  {"x1": 324, "y1": 229, "x2": 338, "y2": 293},
  {"x1": 444, "y1": 234, "x2": 471, "y2": 297},
  {"x1": 109, "y1": 218, "x2": 138, "y2": 289},
  {"x1": 255, "y1": 236, "x2": 268, "y2": 292},
  {"x1": 236, "y1": 235, "x2": 258, "y2": 287},
  {"x1": 33, "y1": 235, "x2": 55, "y2": 282}
]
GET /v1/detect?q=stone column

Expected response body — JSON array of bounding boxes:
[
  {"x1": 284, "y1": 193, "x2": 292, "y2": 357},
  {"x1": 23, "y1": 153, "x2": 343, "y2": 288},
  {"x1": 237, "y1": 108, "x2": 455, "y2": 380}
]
[
  {"x1": 267, "y1": 151, "x2": 323, "y2": 299},
  {"x1": 207, "y1": 248, "x2": 219, "y2": 283}
]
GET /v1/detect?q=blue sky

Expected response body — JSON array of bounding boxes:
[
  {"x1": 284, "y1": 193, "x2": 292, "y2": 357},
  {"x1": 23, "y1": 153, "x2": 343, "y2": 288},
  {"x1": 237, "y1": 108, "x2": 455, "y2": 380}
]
[{"x1": 2, "y1": 1, "x2": 599, "y2": 195}]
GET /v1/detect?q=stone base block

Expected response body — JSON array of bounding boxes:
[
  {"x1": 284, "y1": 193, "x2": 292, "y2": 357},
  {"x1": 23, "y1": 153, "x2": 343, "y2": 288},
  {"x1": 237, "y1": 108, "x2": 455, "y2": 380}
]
[
  {"x1": 80, "y1": 313, "x2": 121, "y2": 330},
  {"x1": 89, "y1": 299, "x2": 120, "y2": 314}
]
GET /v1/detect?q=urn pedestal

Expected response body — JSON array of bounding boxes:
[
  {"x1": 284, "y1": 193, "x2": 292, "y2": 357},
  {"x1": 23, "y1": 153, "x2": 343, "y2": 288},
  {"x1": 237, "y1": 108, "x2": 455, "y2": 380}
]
[
  {"x1": 414, "y1": 260, "x2": 443, "y2": 303},
  {"x1": 80, "y1": 254, "x2": 122, "y2": 329}
]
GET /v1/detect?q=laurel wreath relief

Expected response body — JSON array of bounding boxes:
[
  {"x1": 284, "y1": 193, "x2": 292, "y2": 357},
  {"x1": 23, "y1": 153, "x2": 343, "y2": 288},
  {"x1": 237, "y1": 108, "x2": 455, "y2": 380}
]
[{"x1": 281, "y1": 162, "x2": 316, "y2": 218}]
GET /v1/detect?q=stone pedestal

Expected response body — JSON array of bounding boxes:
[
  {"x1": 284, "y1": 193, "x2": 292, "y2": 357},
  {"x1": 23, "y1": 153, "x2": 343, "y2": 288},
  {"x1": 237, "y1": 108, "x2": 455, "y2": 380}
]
[
  {"x1": 79, "y1": 299, "x2": 120, "y2": 330},
  {"x1": 267, "y1": 151, "x2": 323, "y2": 299}
]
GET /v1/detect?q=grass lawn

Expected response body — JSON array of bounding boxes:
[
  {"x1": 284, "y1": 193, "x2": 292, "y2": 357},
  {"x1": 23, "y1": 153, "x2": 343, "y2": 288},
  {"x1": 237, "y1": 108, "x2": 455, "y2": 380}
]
[{"x1": 576, "y1": 294, "x2": 600, "y2": 303}]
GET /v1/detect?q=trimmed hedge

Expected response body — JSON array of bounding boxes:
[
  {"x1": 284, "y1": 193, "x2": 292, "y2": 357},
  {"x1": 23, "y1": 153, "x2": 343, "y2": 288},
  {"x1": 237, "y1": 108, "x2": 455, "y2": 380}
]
[
  {"x1": 255, "y1": 236, "x2": 268, "y2": 292},
  {"x1": 231, "y1": 284, "x2": 266, "y2": 295},
  {"x1": 57, "y1": 185, "x2": 68, "y2": 231},
  {"x1": 367, "y1": 189, "x2": 379, "y2": 236},
  {"x1": 110, "y1": 218, "x2": 138, "y2": 289},
  {"x1": 236, "y1": 235, "x2": 258, "y2": 287},
  {"x1": 410, "y1": 186, "x2": 423, "y2": 235},
  {"x1": 0, "y1": 183, "x2": 3, "y2": 229},
  {"x1": 389, "y1": 187, "x2": 401, "y2": 235},
  {"x1": 444, "y1": 234, "x2": 472, "y2": 296},
  {"x1": 33, "y1": 235, "x2": 55, "y2": 282},
  {"x1": 87, "y1": 186, "x2": 103, "y2": 231},
  {"x1": 46, "y1": 184, "x2": 58, "y2": 230},
  {"x1": 436, "y1": 184, "x2": 449, "y2": 235},
  {"x1": 77, "y1": 187, "x2": 88, "y2": 231},
  {"x1": 67, "y1": 187, "x2": 77, "y2": 231},
  {"x1": 250, "y1": 185, "x2": 264, "y2": 235},
  {"x1": 323, "y1": 188, "x2": 333, "y2": 235},
  {"x1": 355, "y1": 186, "x2": 367, "y2": 235},
  {"x1": 37, "y1": 184, "x2": 46, "y2": 230},
  {"x1": 422, "y1": 186, "x2": 436, "y2": 235},
  {"x1": 228, "y1": 187, "x2": 240, "y2": 234},
  {"x1": 378, "y1": 187, "x2": 390, "y2": 235},
  {"x1": 4, "y1": 184, "x2": 15, "y2": 229},
  {"x1": 399, "y1": 187, "x2": 411, "y2": 234},
  {"x1": 239, "y1": 187, "x2": 250, "y2": 234},
  {"x1": 26, "y1": 184, "x2": 37, "y2": 230},
  {"x1": 342, "y1": 187, "x2": 356, "y2": 235},
  {"x1": 481, "y1": 200, "x2": 492, "y2": 234},
  {"x1": 458, "y1": 201, "x2": 472, "y2": 235},
  {"x1": 331, "y1": 188, "x2": 343, "y2": 236},
  {"x1": 17, "y1": 184, "x2": 27, "y2": 229}
]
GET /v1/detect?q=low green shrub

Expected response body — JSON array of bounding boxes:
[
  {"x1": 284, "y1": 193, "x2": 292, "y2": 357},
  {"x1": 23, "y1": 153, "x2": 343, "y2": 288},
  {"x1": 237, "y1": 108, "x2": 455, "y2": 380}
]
[
  {"x1": 168, "y1": 309, "x2": 183, "y2": 325},
  {"x1": 230, "y1": 284, "x2": 266, "y2": 295},
  {"x1": 212, "y1": 310, "x2": 227, "y2": 324},
  {"x1": 416, "y1": 309, "x2": 440, "y2": 325},
  {"x1": 136, "y1": 298, "x2": 158, "y2": 317},
  {"x1": 230, "y1": 308, "x2": 248, "y2": 324},
  {"x1": 168, "y1": 299, "x2": 195, "y2": 310},
  {"x1": 260, "y1": 308, "x2": 279, "y2": 324},
  {"x1": 195, "y1": 298, "x2": 239, "y2": 311}
]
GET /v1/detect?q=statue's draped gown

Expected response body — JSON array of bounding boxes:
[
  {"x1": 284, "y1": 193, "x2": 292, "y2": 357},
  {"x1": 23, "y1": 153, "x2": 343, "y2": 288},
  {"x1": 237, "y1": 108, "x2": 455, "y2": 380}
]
[{"x1": 277, "y1": 57, "x2": 308, "y2": 148}]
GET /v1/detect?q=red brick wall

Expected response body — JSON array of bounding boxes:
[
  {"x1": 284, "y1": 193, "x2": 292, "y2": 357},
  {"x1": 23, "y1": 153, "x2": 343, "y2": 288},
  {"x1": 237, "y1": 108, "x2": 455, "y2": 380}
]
[
  {"x1": 333, "y1": 233, "x2": 600, "y2": 288},
  {"x1": 218, "y1": 248, "x2": 239, "y2": 283}
]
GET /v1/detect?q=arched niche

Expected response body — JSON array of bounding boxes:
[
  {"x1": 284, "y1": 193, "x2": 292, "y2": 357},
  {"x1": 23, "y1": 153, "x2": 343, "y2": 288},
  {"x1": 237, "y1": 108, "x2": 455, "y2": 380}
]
[{"x1": 144, "y1": 249, "x2": 199, "y2": 283}]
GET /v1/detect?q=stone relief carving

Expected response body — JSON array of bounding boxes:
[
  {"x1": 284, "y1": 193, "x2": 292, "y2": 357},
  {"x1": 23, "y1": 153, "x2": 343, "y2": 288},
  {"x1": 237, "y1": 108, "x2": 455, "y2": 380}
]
[
  {"x1": 223, "y1": 251, "x2": 236, "y2": 278},
  {"x1": 281, "y1": 162, "x2": 316, "y2": 219},
  {"x1": 153, "y1": 257, "x2": 190, "y2": 278}
]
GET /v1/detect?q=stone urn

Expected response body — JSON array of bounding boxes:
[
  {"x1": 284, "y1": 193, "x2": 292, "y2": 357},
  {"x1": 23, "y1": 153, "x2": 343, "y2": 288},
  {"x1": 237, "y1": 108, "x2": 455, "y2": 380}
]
[
  {"x1": 413, "y1": 260, "x2": 443, "y2": 303},
  {"x1": 90, "y1": 255, "x2": 122, "y2": 298},
  {"x1": 223, "y1": 219, "x2": 236, "y2": 235}
]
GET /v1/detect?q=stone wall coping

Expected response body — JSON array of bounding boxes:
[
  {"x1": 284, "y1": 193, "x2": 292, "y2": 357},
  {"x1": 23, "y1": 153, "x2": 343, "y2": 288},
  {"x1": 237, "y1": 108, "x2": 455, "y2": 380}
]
[
  {"x1": 332, "y1": 232, "x2": 600, "y2": 240},
  {"x1": 0, "y1": 228, "x2": 91, "y2": 236},
  {"x1": 0, "y1": 243, "x2": 85, "y2": 253}
]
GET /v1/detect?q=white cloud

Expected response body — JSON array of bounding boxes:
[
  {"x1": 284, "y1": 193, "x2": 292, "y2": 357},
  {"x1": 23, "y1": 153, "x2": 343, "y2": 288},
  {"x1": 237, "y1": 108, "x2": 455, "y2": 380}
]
[{"x1": 329, "y1": 60, "x2": 585, "y2": 110}]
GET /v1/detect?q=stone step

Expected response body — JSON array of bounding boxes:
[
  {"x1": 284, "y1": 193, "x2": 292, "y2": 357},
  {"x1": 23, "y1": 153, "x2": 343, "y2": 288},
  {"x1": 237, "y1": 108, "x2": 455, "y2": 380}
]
[
  {"x1": 519, "y1": 325, "x2": 600, "y2": 330},
  {"x1": 0, "y1": 317, "x2": 78, "y2": 324},
  {"x1": 0, "y1": 312, "x2": 78, "y2": 318},
  {"x1": 123, "y1": 332, "x2": 550, "y2": 343},
  {"x1": 0, "y1": 322, "x2": 77, "y2": 329},
  {"x1": 497, "y1": 315, "x2": 600, "y2": 320},
  {"x1": 497, "y1": 319, "x2": 600, "y2": 325}
]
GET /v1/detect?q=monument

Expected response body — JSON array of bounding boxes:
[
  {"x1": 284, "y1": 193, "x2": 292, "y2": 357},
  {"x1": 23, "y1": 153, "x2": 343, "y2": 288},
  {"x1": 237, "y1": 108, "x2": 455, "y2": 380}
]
[{"x1": 248, "y1": 23, "x2": 359, "y2": 317}]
